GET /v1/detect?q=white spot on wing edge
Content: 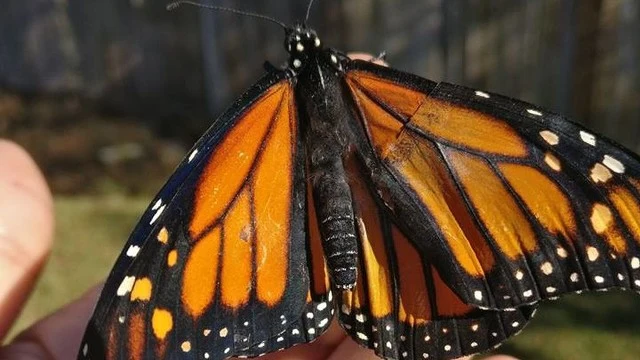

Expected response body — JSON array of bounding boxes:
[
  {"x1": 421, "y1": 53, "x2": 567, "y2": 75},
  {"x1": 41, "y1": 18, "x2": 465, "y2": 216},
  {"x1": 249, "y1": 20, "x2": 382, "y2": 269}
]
[
  {"x1": 580, "y1": 131, "x2": 596, "y2": 146},
  {"x1": 357, "y1": 332, "x2": 368, "y2": 340},
  {"x1": 527, "y1": 109, "x2": 543, "y2": 116},
  {"x1": 116, "y1": 276, "x2": 136, "y2": 296},
  {"x1": 570, "y1": 272, "x2": 579, "y2": 282},
  {"x1": 150, "y1": 204, "x2": 166, "y2": 225},
  {"x1": 539, "y1": 130, "x2": 560, "y2": 145},
  {"x1": 515, "y1": 270, "x2": 524, "y2": 280},
  {"x1": 151, "y1": 199, "x2": 162, "y2": 210},
  {"x1": 603, "y1": 155, "x2": 625, "y2": 174},
  {"x1": 556, "y1": 247, "x2": 568, "y2": 258},
  {"x1": 475, "y1": 90, "x2": 490, "y2": 98},
  {"x1": 188, "y1": 149, "x2": 198, "y2": 162},
  {"x1": 544, "y1": 153, "x2": 562, "y2": 171},
  {"x1": 126, "y1": 245, "x2": 141, "y2": 257},
  {"x1": 540, "y1": 262, "x2": 553, "y2": 275},
  {"x1": 83, "y1": 343, "x2": 88, "y2": 356}
]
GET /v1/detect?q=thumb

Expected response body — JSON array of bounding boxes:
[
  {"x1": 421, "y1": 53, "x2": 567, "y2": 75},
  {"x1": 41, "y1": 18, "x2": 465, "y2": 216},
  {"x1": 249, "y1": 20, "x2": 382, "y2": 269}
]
[{"x1": 0, "y1": 140, "x2": 54, "y2": 339}]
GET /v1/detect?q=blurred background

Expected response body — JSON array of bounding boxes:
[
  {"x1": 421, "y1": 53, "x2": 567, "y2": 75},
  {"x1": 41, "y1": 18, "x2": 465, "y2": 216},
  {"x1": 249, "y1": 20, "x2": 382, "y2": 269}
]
[{"x1": 1, "y1": 0, "x2": 640, "y2": 359}]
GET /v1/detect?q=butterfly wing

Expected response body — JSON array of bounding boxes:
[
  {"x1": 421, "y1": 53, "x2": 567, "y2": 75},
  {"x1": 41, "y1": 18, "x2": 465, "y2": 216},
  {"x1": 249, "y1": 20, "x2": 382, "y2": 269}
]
[
  {"x1": 78, "y1": 72, "x2": 333, "y2": 360},
  {"x1": 332, "y1": 156, "x2": 537, "y2": 360},
  {"x1": 344, "y1": 59, "x2": 640, "y2": 310}
]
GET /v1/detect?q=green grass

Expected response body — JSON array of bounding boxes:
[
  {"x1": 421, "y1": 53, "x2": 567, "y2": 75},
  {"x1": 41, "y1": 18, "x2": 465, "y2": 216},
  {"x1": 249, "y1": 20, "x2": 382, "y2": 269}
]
[
  {"x1": 488, "y1": 291, "x2": 640, "y2": 359},
  {"x1": 9, "y1": 195, "x2": 640, "y2": 359},
  {"x1": 9, "y1": 194, "x2": 149, "y2": 339}
]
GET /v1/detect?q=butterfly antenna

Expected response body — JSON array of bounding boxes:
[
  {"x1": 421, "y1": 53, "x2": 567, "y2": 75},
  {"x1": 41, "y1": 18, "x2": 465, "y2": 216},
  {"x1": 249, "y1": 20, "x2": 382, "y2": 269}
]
[
  {"x1": 304, "y1": 0, "x2": 316, "y2": 24},
  {"x1": 167, "y1": 1, "x2": 288, "y2": 30}
]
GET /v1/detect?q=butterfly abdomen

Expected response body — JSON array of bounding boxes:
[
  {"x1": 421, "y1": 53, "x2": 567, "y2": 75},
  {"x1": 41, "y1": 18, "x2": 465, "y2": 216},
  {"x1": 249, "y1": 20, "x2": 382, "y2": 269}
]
[
  {"x1": 309, "y1": 142, "x2": 359, "y2": 289},
  {"x1": 297, "y1": 49, "x2": 364, "y2": 290}
]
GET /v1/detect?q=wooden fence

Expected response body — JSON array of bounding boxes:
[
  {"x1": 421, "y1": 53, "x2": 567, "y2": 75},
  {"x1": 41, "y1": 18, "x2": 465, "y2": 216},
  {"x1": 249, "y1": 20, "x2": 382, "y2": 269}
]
[{"x1": 1, "y1": 0, "x2": 639, "y2": 149}]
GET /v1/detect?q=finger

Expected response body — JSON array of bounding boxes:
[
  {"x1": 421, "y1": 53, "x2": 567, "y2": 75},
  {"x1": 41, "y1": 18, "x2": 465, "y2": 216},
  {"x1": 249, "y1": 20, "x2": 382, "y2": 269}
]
[
  {"x1": 257, "y1": 320, "x2": 346, "y2": 360},
  {"x1": 325, "y1": 333, "x2": 380, "y2": 360},
  {"x1": 0, "y1": 140, "x2": 54, "y2": 339},
  {"x1": 0, "y1": 284, "x2": 100, "y2": 360},
  {"x1": 347, "y1": 52, "x2": 389, "y2": 67}
]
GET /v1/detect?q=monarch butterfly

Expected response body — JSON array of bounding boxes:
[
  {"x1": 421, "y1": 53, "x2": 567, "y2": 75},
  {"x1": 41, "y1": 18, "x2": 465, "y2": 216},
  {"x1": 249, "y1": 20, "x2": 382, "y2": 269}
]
[{"x1": 78, "y1": 2, "x2": 640, "y2": 360}]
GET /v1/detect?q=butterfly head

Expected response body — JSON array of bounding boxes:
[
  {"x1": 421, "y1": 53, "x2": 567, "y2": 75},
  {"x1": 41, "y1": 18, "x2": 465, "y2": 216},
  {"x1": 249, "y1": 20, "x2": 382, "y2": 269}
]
[{"x1": 285, "y1": 24, "x2": 321, "y2": 70}]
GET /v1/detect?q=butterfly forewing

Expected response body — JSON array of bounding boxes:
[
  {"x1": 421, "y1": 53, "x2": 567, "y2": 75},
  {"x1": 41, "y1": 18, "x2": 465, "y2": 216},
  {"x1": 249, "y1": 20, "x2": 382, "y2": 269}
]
[
  {"x1": 78, "y1": 76, "x2": 334, "y2": 360},
  {"x1": 345, "y1": 60, "x2": 640, "y2": 310}
]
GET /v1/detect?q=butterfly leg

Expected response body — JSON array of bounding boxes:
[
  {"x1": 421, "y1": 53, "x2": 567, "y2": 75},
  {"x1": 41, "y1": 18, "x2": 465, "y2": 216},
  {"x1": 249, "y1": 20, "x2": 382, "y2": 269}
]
[
  {"x1": 372, "y1": 51, "x2": 386, "y2": 62},
  {"x1": 309, "y1": 144, "x2": 359, "y2": 290}
]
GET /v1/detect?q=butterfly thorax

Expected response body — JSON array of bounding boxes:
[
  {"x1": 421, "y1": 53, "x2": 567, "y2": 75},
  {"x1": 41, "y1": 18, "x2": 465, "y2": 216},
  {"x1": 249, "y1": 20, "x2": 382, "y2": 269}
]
[
  {"x1": 285, "y1": 24, "x2": 322, "y2": 70},
  {"x1": 283, "y1": 25, "x2": 363, "y2": 291}
]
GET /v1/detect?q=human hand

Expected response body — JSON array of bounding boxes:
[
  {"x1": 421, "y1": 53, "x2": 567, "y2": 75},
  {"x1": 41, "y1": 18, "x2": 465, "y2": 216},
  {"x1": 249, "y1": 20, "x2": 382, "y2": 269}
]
[{"x1": 0, "y1": 138, "x2": 521, "y2": 359}]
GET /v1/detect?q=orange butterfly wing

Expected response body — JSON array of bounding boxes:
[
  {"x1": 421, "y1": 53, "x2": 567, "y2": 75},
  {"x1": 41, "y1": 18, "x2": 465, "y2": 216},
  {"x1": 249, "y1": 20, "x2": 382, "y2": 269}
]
[
  {"x1": 334, "y1": 156, "x2": 536, "y2": 360},
  {"x1": 79, "y1": 76, "x2": 333, "y2": 359},
  {"x1": 345, "y1": 61, "x2": 640, "y2": 310}
]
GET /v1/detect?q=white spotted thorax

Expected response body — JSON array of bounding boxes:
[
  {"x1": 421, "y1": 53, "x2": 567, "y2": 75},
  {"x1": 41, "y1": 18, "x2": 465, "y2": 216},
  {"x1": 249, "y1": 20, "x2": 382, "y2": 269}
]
[{"x1": 285, "y1": 25, "x2": 324, "y2": 70}]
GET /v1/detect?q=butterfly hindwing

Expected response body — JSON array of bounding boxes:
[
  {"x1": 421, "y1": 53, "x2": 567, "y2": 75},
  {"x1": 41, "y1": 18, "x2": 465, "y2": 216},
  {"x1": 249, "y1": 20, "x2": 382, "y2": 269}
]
[
  {"x1": 78, "y1": 73, "x2": 334, "y2": 360},
  {"x1": 345, "y1": 59, "x2": 640, "y2": 310},
  {"x1": 333, "y1": 156, "x2": 537, "y2": 360}
]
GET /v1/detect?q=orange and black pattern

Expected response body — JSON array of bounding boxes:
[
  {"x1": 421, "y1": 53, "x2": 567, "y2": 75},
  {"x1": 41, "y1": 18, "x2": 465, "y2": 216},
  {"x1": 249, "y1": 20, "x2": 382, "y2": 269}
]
[
  {"x1": 78, "y1": 19, "x2": 640, "y2": 360},
  {"x1": 346, "y1": 62, "x2": 640, "y2": 311},
  {"x1": 336, "y1": 156, "x2": 536, "y2": 360},
  {"x1": 79, "y1": 75, "x2": 333, "y2": 359}
]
